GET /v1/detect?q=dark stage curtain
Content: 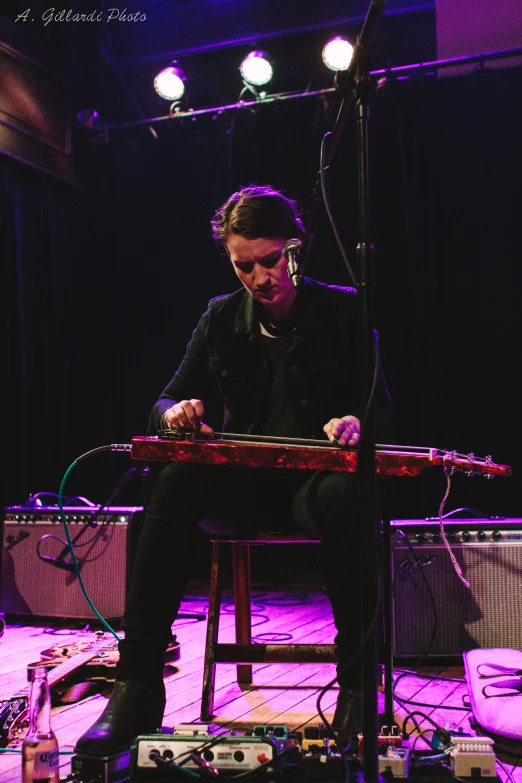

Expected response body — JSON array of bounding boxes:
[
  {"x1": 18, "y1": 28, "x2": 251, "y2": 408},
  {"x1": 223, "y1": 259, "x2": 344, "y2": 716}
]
[
  {"x1": 1, "y1": 65, "x2": 521, "y2": 522},
  {"x1": 371, "y1": 67, "x2": 522, "y2": 516},
  {"x1": 0, "y1": 161, "x2": 82, "y2": 513}
]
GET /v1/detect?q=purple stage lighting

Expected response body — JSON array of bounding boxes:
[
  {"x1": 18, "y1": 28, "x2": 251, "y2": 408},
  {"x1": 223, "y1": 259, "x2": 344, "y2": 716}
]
[
  {"x1": 239, "y1": 51, "x2": 273, "y2": 87},
  {"x1": 322, "y1": 37, "x2": 354, "y2": 71},
  {"x1": 154, "y1": 62, "x2": 186, "y2": 101}
]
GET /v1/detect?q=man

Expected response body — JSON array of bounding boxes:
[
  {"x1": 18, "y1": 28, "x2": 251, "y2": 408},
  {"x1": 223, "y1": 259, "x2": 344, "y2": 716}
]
[{"x1": 76, "y1": 185, "x2": 394, "y2": 756}]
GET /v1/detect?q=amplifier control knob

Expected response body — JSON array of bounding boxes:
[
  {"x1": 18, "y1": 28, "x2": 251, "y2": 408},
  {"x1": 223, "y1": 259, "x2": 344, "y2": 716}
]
[
  {"x1": 432, "y1": 533, "x2": 441, "y2": 542},
  {"x1": 476, "y1": 530, "x2": 486, "y2": 541},
  {"x1": 415, "y1": 533, "x2": 426, "y2": 544},
  {"x1": 461, "y1": 531, "x2": 471, "y2": 542},
  {"x1": 492, "y1": 530, "x2": 502, "y2": 541}
]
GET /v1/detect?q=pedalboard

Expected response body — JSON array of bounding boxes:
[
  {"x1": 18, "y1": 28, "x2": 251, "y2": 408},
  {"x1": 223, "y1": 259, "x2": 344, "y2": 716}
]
[{"x1": 71, "y1": 722, "x2": 502, "y2": 782}]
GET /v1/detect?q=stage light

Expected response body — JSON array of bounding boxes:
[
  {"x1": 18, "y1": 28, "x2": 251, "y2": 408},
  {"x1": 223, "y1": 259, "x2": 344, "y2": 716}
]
[
  {"x1": 154, "y1": 62, "x2": 186, "y2": 101},
  {"x1": 322, "y1": 37, "x2": 354, "y2": 71},
  {"x1": 239, "y1": 51, "x2": 273, "y2": 87}
]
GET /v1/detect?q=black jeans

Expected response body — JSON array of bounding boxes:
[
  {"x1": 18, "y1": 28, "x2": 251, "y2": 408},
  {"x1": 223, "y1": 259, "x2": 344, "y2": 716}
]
[{"x1": 119, "y1": 462, "x2": 371, "y2": 689}]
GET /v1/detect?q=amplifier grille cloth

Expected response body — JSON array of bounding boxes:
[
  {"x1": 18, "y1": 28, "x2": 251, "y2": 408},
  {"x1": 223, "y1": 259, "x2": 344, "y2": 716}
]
[{"x1": 392, "y1": 543, "x2": 522, "y2": 656}]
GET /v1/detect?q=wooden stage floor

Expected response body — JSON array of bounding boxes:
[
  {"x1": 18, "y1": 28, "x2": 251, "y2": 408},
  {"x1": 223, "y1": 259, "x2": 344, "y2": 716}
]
[{"x1": 1, "y1": 589, "x2": 521, "y2": 782}]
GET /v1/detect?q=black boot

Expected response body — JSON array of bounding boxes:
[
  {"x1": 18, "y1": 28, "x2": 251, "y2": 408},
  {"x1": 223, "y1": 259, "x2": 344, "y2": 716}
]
[
  {"x1": 74, "y1": 680, "x2": 166, "y2": 756},
  {"x1": 332, "y1": 688, "x2": 363, "y2": 753}
]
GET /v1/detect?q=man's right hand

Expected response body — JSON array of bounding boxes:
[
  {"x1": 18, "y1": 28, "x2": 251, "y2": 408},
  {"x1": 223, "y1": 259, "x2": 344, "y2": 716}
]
[{"x1": 164, "y1": 399, "x2": 214, "y2": 434}]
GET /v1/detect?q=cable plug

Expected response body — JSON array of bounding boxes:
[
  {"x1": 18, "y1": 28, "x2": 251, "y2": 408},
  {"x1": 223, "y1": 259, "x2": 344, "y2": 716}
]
[{"x1": 431, "y1": 727, "x2": 451, "y2": 750}]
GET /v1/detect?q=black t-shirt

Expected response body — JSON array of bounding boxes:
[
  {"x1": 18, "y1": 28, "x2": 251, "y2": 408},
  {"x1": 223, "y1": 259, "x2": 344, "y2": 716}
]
[{"x1": 259, "y1": 326, "x2": 301, "y2": 438}]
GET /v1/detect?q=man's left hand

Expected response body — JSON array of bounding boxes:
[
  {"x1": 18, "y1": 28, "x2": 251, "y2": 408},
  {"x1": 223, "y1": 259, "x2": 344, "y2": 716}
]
[{"x1": 323, "y1": 415, "x2": 361, "y2": 447}]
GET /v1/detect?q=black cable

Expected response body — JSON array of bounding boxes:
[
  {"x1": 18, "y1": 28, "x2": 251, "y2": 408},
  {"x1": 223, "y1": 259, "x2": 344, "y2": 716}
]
[
  {"x1": 221, "y1": 600, "x2": 270, "y2": 631},
  {"x1": 43, "y1": 623, "x2": 90, "y2": 636},
  {"x1": 393, "y1": 670, "x2": 470, "y2": 718},
  {"x1": 52, "y1": 461, "x2": 142, "y2": 569},
  {"x1": 23, "y1": 492, "x2": 74, "y2": 506},
  {"x1": 439, "y1": 507, "x2": 488, "y2": 519},
  {"x1": 394, "y1": 692, "x2": 470, "y2": 711},
  {"x1": 258, "y1": 592, "x2": 314, "y2": 606},
  {"x1": 394, "y1": 668, "x2": 465, "y2": 684},
  {"x1": 493, "y1": 757, "x2": 516, "y2": 783},
  {"x1": 312, "y1": 564, "x2": 384, "y2": 783},
  {"x1": 411, "y1": 728, "x2": 438, "y2": 752},
  {"x1": 391, "y1": 529, "x2": 439, "y2": 667},
  {"x1": 319, "y1": 131, "x2": 356, "y2": 287},
  {"x1": 220, "y1": 591, "x2": 315, "y2": 639},
  {"x1": 253, "y1": 632, "x2": 293, "y2": 641},
  {"x1": 401, "y1": 711, "x2": 423, "y2": 738},
  {"x1": 166, "y1": 732, "x2": 285, "y2": 780},
  {"x1": 36, "y1": 520, "x2": 116, "y2": 569},
  {"x1": 401, "y1": 710, "x2": 447, "y2": 740},
  {"x1": 152, "y1": 756, "x2": 199, "y2": 779},
  {"x1": 95, "y1": 465, "x2": 148, "y2": 521}
]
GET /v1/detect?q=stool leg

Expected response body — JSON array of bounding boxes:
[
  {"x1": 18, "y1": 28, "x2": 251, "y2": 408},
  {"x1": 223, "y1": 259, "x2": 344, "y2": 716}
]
[
  {"x1": 201, "y1": 541, "x2": 223, "y2": 721},
  {"x1": 233, "y1": 543, "x2": 253, "y2": 684}
]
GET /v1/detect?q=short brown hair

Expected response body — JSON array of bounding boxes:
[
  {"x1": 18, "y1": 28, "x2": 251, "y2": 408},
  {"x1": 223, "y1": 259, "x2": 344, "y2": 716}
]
[{"x1": 211, "y1": 185, "x2": 304, "y2": 242}]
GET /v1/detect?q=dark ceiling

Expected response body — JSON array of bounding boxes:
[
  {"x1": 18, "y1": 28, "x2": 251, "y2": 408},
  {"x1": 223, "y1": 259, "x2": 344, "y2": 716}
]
[
  {"x1": 1, "y1": 0, "x2": 436, "y2": 125},
  {"x1": 95, "y1": 0, "x2": 435, "y2": 62}
]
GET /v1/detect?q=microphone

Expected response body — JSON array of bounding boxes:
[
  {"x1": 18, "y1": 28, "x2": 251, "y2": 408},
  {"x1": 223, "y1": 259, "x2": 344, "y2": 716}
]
[
  {"x1": 398, "y1": 554, "x2": 436, "y2": 583},
  {"x1": 39, "y1": 554, "x2": 76, "y2": 572},
  {"x1": 283, "y1": 238, "x2": 302, "y2": 288}
]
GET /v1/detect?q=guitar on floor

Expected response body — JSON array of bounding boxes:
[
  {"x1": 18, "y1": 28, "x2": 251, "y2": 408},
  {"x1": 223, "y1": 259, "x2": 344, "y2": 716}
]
[
  {"x1": 0, "y1": 633, "x2": 180, "y2": 748},
  {"x1": 37, "y1": 635, "x2": 180, "y2": 683}
]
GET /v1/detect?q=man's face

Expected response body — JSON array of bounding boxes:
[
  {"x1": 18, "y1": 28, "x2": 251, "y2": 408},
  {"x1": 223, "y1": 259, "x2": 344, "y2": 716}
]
[{"x1": 225, "y1": 234, "x2": 296, "y2": 311}]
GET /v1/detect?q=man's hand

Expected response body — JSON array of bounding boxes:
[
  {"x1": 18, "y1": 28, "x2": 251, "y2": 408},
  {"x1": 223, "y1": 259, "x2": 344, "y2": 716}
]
[
  {"x1": 164, "y1": 399, "x2": 214, "y2": 435},
  {"x1": 323, "y1": 415, "x2": 361, "y2": 447}
]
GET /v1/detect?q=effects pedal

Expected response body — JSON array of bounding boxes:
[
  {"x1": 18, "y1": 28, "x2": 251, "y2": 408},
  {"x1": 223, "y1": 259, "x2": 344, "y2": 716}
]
[
  {"x1": 130, "y1": 727, "x2": 283, "y2": 777},
  {"x1": 358, "y1": 724, "x2": 402, "y2": 757},
  {"x1": 450, "y1": 736, "x2": 496, "y2": 778},
  {"x1": 298, "y1": 724, "x2": 350, "y2": 779},
  {"x1": 378, "y1": 747, "x2": 410, "y2": 778},
  {"x1": 71, "y1": 748, "x2": 131, "y2": 783}
]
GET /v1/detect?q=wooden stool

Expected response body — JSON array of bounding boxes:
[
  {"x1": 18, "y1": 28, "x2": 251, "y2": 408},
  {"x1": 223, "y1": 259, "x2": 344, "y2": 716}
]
[{"x1": 200, "y1": 532, "x2": 338, "y2": 721}]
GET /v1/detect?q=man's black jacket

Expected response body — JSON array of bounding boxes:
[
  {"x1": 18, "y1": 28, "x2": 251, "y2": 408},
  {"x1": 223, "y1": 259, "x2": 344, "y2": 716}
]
[{"x1": 149, "y1": 277, "x2": 394, "y2": 441}]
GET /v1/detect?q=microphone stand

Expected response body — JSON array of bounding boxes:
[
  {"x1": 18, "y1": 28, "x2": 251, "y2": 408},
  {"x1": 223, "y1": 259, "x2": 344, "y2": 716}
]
[{"x1": 298, "y1": 2, "x2": 386, "y2": 780}]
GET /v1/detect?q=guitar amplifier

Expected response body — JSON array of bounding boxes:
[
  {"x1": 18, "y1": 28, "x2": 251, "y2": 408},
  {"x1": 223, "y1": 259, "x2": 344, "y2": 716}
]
[
  {"x1": 0, "y1": 505, "x2": 144, "y2": 619},
  {"x1": 390, "y1": 518, "x2": 522, "y2": 658}
]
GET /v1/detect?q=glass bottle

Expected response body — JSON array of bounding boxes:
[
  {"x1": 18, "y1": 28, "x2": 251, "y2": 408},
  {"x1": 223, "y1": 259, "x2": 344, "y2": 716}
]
[{"x1": 22, "y1": 667, "x2": 59, "y2": 783}]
